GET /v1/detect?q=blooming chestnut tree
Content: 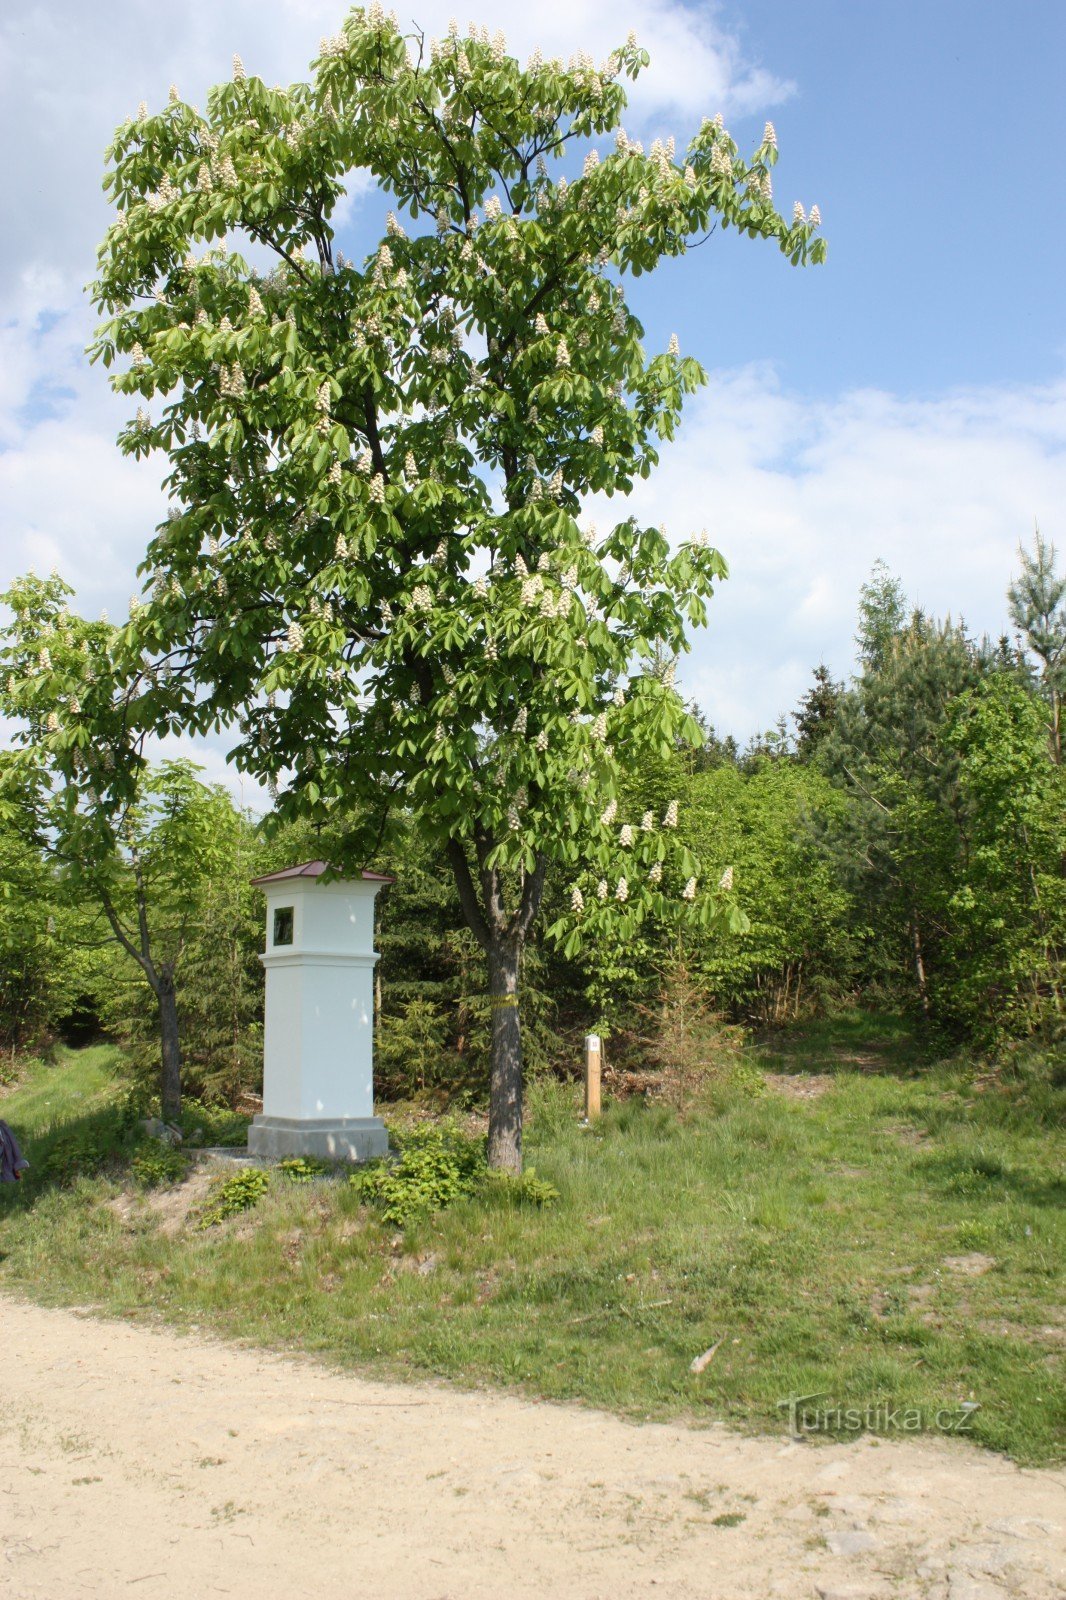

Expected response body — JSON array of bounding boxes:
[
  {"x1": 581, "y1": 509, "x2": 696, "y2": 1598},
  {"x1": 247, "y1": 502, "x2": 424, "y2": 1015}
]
[{"x1": 91, "y1": 10, "x2": 824, "y2": 1169}]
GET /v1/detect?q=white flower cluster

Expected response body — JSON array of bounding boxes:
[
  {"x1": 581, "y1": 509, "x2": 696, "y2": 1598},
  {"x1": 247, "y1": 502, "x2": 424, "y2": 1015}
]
[
  {"x1": 590, "y1": 712, "x2": 607, "y2": 742},
  {"x1": 484, "y1": 196, "x2": 502, "y2": 221},
  {"x1": 320, "y1": 32, "x2": 347, "y2": 57},
  {"x1": 596, "y1": 879, "x2": 608, "y2": 902},
  {"x1": 710, "y1": 143, "x2": 734, "y2": 178},
  {"x1": 590, "y1": 424, "x2": 604, "y2": 447},
  {"x1": 219, "y1": 363, "x2": 246, "y2": 398},
  {"x1": 286, "y1": 621, "x2": 304, "y2": 651},
  {"x1": 809, "y1": 205, "x2": 822, "y2": 228},
  {"x1": 570, "y1": 885, "x2": 584, "y2": 913},
  {"x1": 513, "y1": 706, "x2": 528, "y2": 734},
  {"x1": 681, "y1": 877, "x2": 697, "y2": 901},
  {"x1": 334, "y1": 531, "x2": 348, "y2": 556},
  {"x1": 663, "y1": 799, "x2": 678, "y2": 828},
  {"x1": 556, "y1": 338, "x2": 570, "y2": 369},
  {"x1": 248, "y1": 286, "x2": 266, "y2": 317},
  {"x1": 648, "y1": 861, "x2": 663, "y2": 885},
  {"x1": 763, "y1": 121, "x2": 777, "y2": 148},
  {"x1": 719, "y1": 865, "x2": 734, "y2": 891},
  {"x1": 316, "y1": 380, "x2": 331, "y2": 414},
  {"x1": 232, "y1": 54, "x2": 246, "y2": 81},
  {"x1": 327, "y1": 461, "x2": 343, "y2": 485},
  {"x1": 615, "y1": 877, "x2": 628, "y2": 902},
  {"x1": 667, "y1": 333, "x2": 680, "y2": 357},
  {"x1": 619, "y1": 824, "x2": 633, "y2": 847},
  {"x1": 792, "y1": 201, "x2": 806, "y2": 224},
  {"x1": 535, "y1": 729, "x2": 549, "y2": 752},
  {"x1": 369, "y1": 473, "x2": 386, "y2": 505},
  {"x1": 410, "y1": 584, "x2": 433, "y2": 612},
  {"x1": 600, "y1": 799, "x2": 617, "y2": 826}
]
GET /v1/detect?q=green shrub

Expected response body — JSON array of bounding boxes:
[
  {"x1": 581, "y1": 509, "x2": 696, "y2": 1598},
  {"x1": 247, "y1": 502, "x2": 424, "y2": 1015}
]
[
  {"x1": 178, "y1": 1097, "x2": 251, "y2": 1148},
  {"x1": 723, "y1": 1059, "x2": 768, "y2": 1100},
  {"x1": 199, "y1": 1167, "x2": 271, "y2": 1228},
  {"x1": 278, "y1": 1155, "x2": 329, "y2": 1183},
  {"x1": 42, "y1": 1127, "x2": 116, "y2": 1185},
  {"x1": 484, "y1": 1168, "x2": 560, "y2": 1209},
  {"x1": 129, "y1": 1142, "x2": 190, "y2": 1188},
  {"x1": 353, "y1": 1123, "x2": 486, "y2": 1227}
]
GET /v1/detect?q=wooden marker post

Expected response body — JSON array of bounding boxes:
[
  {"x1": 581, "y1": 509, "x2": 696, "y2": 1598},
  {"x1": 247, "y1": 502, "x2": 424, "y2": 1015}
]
[{"x1": 584, "y1": 1034, "x2": 602, "y2": 1122}]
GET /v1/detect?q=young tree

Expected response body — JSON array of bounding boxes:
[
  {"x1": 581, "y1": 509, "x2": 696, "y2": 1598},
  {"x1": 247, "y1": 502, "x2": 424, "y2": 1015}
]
[
  {"x1": 942, "y1": 674, "x2": 1065, "y2": 1037},
  {"x1": 856, "y1": 559, "x2": 908, "y2": 674},
  {"x1": 91, "y1": 12, "x2": 824, "y2": 1168},
  {"x1": 823, "y1": 590, "x2": 988, "y2": 1021},
  {"x1": 793, "y1": 662, "x2": 843, "y2": 758},
  {"x1": 0, "y1": 573, "x2": 232, "y2": 1120},
  {"x1": 1008, "y1": 527, "x2": 1066, "y2": 763}
]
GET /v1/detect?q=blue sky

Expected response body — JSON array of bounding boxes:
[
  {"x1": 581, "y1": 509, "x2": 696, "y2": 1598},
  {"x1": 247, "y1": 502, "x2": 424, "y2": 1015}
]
[
  {"x1": 685, "y1": 0, "x2": 1066, "y2": 398},
  {"x1": 1, "y1": 0, "x2": 1064, "y2": 788}
]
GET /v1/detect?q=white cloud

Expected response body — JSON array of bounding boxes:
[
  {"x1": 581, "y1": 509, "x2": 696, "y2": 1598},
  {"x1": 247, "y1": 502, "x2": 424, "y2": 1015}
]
[
  {"x1": 617, "y1": 368, "x2": 1066, "y2": 737},
  {"x1": 7, "y1": 2, "x2": 1060, "y2": 788}
]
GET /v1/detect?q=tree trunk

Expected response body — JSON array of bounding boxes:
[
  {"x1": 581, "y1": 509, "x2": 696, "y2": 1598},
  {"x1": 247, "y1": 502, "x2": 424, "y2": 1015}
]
[
  {"x1": 157, "y1": 969, "x2": 183, "y2": 1125},
  {"x1": 487, "y1": 936, "x2": 522, "y2": 1173},
  {"x1": 910, "y1": 914, "x2": 930, "y2": 1018}
]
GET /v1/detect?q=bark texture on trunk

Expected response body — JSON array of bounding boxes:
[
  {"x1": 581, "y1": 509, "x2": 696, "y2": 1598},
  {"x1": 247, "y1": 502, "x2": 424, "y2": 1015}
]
[
  {"x1": 486, "y1": 939, "x2": 522, "y2": 1173},
  {"x1": 911, "y1": 914, "x2": 930, "y2": 1018},
  {"x1": 444, "y1": 838, "x2": 547, "y2": 1174},
  {"x1": 157, "y1": 969, "x2": 183, "y2": 1125}
]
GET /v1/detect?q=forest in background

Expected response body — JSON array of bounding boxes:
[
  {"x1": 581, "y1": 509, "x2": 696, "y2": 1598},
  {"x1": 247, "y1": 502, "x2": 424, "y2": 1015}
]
[{"x1": 2, "y1": 543, "x2": 1063, "y2": 1107}]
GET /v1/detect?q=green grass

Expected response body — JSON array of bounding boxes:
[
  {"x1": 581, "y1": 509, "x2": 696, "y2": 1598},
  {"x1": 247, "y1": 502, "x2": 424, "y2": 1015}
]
[
  {"x1": 1, "y1": 1016, "x2": 1062, "y2": 1466},
  {"x1": 0, "y1": 1043, "x2": 125, "y2": 1133}
]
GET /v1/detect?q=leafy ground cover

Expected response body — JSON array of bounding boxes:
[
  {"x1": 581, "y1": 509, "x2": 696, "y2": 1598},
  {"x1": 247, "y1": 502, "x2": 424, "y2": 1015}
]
[{"x1": 0, "y1": 1017, "x2": 1062, "y2": 1465}]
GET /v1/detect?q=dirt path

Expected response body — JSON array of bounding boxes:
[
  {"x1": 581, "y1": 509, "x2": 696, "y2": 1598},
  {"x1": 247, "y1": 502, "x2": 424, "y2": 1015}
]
[{"x1": 1, "y1": 1297, "x2": 1062, "y2": 1600}]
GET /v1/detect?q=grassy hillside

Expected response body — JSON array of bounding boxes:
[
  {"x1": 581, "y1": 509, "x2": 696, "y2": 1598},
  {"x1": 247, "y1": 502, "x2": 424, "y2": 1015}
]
[{"x1": 1, "y1": 1020, "x2": 1062, "y2": 1465}]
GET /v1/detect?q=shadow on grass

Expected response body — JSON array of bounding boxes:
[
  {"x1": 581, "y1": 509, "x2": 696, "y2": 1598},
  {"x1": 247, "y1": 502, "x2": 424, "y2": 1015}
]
[
  {"x1": 914, "y1": 1147, "x2": 1066, "y2": 1211},
  {"x1": 752, "y1": 1011, "x2": 941, "y2": 1080},
  {"x1": 0, "y1": 1096, "x2": 250, "y2": 1215}
]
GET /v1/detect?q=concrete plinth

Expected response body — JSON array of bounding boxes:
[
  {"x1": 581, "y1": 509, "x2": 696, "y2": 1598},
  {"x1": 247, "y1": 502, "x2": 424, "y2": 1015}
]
[{"x1": 247, "y1": 1115, "x2": 389, "y2": 1164}]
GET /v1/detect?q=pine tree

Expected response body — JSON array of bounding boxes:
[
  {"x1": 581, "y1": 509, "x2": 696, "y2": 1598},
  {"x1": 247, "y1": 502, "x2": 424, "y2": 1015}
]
[{"x1": 1008, "y1": 527, "x2": 1066, "y2": 763}]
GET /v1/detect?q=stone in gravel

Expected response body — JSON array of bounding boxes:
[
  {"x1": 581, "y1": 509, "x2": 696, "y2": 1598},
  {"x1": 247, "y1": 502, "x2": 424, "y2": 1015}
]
[
  {"x1": 947, "y1": 1574, "x2": 1006, "y2": 1600},
  {"x1": 987, "y1": 1517, "x2": 1053, "y2": 1539},
  {"x1": 957, "y1": 1542, "x2": 1021, "y2": 1577},
  {"x1": 826, "y1": 1529, "x2": 878, "y2": 1556}
]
